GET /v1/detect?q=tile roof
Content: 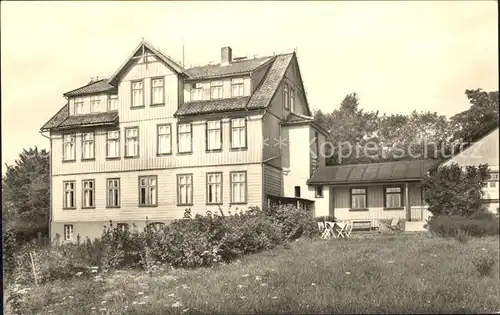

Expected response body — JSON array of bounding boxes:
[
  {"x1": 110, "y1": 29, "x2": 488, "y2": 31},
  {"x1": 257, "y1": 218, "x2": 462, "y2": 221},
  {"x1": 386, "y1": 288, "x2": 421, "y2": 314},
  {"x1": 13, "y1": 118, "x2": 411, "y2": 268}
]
[
  {"x1": 63, "y1": 79, "x2": 117, "y2": 97},
  {"x1": 307, "y1": 159, "x2": 439, "y2": 185},
  {"x1": 174, "y1": 97, "x2": 251, "y2": 116},
  {"x1": 40, "y1": 106, "x2": 118, "y2": 131},
  {"x1": 185, "y1": 56, "x2": 274, "y2": 80}
]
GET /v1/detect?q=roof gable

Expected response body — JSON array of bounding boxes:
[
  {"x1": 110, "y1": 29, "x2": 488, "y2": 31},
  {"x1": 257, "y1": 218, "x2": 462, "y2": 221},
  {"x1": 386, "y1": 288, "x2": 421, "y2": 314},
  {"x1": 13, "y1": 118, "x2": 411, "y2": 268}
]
[
  {"x1": 63, "y1": 79, "x2": 117, "y2": 97},
  {"x1": 288, "y1": 54, "x2": 312, "y2": 116},
  {"x1": 108, "y1": 40, "x2": 188, "y2": 86}
]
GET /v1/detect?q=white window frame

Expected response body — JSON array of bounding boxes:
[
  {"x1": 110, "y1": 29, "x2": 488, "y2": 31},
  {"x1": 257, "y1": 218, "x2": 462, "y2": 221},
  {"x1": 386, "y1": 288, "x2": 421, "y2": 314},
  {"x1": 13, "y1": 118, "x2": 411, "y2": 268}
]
[
  {"x1": 190, "y1": 83, "x2": 203, "y2": 101},
  {"x1": 230, "y1": 171, "x2": 247, "y2": 204},
  {"x1": 90, "y1": 95, "x2": 101, "y2": 113},
  {"x1": 151, "y1": 77, "x2": 165, "y2": 105},
  {"x1": 82, "y1": 179, "x2": 95, "y2": 209},
  {"x1": 63, "y1": 181, "x2": 76, "y2": 209},
  {"x1": 231, "y1": 78, "x2": 244, "y2": 97},
  {"x1": 384, "y1": 187, "x2": 403, "y2": 208},
  {"x1": 81, "y1": 132, "x2": 95, "y2": 160},
  {"x1": 106, "y1": 130, "x2": 120, "y2": 158},
  {"x1": 206, "y1": 120, "x2": 222, "y2": 151},
  {"x1": 131, "y1": 80, "x2": 144, "y2": 107},
  {"x1": 108, "y1": 94, "x2": 118, "y2": 111},
  {"x1": 138, "y1": 175, "x2": 157, "y2": 207},
  {"x1": 177, "y1": 123, "x2": 192, "y2": 153},
  {"x1": 125, "y1": 127, "x2": 139, "y2": 158},
  {"x1": 157, "y1": 124, "x2": 172, "y2": 155},
  {"x1": 284, "y1": 82, "x2": 289, "y2": 110},
  {"x1": 207, "y1": 172, "x2": 222, "y2": 204},
  {"x1": 74, "y1": 98, "x2": 85, "y2": 115},
  {"x1": 230, "y1": 118, "x2": 247, "y2": 149},
  {"x1": 107, "y1": 178, "x2": 120, "y2": 208},
  {"x1": 315, "y1": 186, "x2": 323, "y2": 198},
  {"x1": 351, "y1": 188, "x2": 367, "y2": 210},
  {"x1": 290, "y1": 87, "x2": 295, "y2": 112},
  {"x1": 177, "y1": 174, "x2": 193, "y2": 206},
  {"x1": 64, "y1": 224, "x2": 74, "y2": 241},
  {"x1": 210, "y1": 81, "x2": 224, "y2": 99},
  {"x1": 63, "y1": 134, "x2": 76, "y2": 161}
]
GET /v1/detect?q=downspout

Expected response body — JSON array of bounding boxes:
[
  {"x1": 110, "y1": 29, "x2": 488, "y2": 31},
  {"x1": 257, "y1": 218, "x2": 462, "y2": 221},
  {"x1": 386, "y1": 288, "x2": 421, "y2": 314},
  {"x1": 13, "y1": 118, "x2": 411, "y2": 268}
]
[{"x1": 39, "y1": 130, "x2": 52, "y2": 242}]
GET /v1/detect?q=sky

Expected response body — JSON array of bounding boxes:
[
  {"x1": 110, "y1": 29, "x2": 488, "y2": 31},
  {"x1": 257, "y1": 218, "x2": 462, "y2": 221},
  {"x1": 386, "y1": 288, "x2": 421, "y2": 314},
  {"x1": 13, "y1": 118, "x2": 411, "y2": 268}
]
[{"x1": 1, "y1": 1, "x2": 498, "y2": 174}]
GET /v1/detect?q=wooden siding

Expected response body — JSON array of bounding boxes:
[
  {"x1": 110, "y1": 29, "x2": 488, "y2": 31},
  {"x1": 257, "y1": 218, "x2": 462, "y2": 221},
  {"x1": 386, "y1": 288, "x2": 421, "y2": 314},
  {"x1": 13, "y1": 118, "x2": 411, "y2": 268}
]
[
  {"x1": 52, "y1": 163, "x2": 263, "y2": 223},
  {"x1": 283, "y1": 57, "x2": 309, "y2": 116},
  {"x1": 183, "y1": 76, "x2": 251, "y2": 102},
  {"x1": 261, "y1": 112, "x2": 282, "y2": 169},
  {"x1": 263, "y1": 164, "x2": 283, "y2": 198},
  {"x1": 51, "y1": 114, "x2": 264, "y2": 175}
]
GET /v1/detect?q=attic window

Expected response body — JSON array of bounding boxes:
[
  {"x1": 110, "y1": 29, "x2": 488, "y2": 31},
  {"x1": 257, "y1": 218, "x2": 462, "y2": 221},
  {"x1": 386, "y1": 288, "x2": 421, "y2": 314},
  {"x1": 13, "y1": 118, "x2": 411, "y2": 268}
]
[
  {"x1": 191, "y1": 83, "x2": 203, "y2": 101},
  {"x1": 231, "y1": 78, "x2": 244, "y2": 97},
  {"x1": 210, "y1": 81, "x2": 223, "y2": 99}
]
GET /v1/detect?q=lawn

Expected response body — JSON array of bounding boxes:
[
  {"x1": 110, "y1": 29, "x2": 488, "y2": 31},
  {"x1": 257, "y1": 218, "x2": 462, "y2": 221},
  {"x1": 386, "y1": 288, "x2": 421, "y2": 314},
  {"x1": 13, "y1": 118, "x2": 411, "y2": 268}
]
[{"x1": 5, "y1": 233, "x2": 500, "y2": 314}]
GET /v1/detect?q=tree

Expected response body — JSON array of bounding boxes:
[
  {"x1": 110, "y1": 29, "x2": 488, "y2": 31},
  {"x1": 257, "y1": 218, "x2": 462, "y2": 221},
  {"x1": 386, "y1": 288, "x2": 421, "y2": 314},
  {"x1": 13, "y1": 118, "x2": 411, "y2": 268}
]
[
  {"x1": 2, "y1": 147, "x2": 50, "y2": 242},
  {"x1": 450, "y1": 89, "x2": 499, "y2": 144},
  {"x1": 421, "y1": 163, "x2": 490, "y2": 217}
]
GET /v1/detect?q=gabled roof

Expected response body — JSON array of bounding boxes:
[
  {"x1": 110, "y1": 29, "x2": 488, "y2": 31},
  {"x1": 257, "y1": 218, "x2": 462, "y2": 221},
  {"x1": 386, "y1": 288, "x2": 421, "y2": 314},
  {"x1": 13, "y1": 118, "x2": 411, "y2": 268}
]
[
  {"x1": 175, "y1": 53, "x2": 295, "y2": 117},
  {"x1": 40, "y1": 104, "x2": 118, "y2": 131},
  {"x1": 41, "y1": 104, "x2": 69, "y2": 130},
  {"x1": 108, "y1": 40, "x2": 189, "y2": 85},
  {"x1": 63, "y1": 79, "x2": 117, "y2": 97},
  {"x1": 185, "y1": 56, "x2": 274, "y2": 80},
  {"x1": 307, "y1": 159, "x2": 439, "y2": 185}
]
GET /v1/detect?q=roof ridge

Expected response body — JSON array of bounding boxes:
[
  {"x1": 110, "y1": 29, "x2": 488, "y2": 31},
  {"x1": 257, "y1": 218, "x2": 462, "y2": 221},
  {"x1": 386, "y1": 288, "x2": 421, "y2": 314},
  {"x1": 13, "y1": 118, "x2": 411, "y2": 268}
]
[{"x1": 322, "y1": 159, "x2": 439, "y2": 168}]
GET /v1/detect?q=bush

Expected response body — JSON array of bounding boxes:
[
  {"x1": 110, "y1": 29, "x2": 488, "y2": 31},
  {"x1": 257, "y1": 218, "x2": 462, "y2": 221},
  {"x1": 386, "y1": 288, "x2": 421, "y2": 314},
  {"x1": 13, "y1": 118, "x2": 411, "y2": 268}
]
[
  {"x1": 428, "y1": 215, "x2": 500, "y2": 238},
  {"x1": 265, "y1": 204, "x2": 319, "y2": 240}
]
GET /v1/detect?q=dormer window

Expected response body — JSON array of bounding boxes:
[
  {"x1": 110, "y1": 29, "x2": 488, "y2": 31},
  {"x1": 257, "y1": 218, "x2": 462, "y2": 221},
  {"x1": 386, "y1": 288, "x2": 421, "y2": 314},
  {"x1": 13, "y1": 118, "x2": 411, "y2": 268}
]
[
  {"x1": 108, "y1": 94, "x2": 118, "y2": 111},
  {"x1": 231, "y1": 78, "x2": 244, "y2": 97},
  {"x1": 74, "y1": 98, "x2": 84, "y2": 115},
  {"x1": 210, "y1": 81, "x2": 223, "y2": 99},
  {"x1": 191, "y1": 83, "x2": 203, "y2": 101},
  {"x1": 90, "y1": 96, "x2": 101, "y2": 113}
]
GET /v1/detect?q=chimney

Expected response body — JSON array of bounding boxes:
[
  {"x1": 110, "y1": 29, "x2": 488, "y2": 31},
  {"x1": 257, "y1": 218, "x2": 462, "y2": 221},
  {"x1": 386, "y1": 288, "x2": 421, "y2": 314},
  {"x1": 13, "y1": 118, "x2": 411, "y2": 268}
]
[{"x1": 221, "y1": 46, "x2": 232, "y2": 66}]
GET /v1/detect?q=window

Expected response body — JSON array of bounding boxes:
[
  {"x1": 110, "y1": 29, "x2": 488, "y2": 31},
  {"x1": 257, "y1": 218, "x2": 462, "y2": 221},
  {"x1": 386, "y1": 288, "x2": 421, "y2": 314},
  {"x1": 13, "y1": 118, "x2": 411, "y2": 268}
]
[
  {"x1": 63, "y1": 134, "x2": 76, "y2": 161},
  {"x1": 230, "y1": 118, "x2": 246, "y2": 149},
  {"x1": 210, "y1": 81, "x2": 224, "y2": 99},
  {"x1": 90, "y1": 95, "x2": 101, "y2": 113},
  {"x1": 82, "y1": 180, "x2": 95, "y2": 208},
  {"x1": 177, "y1": 123, "x2": 192, "y2": 153},
  {"x1": 107, "y1": 178, "x2": 120, "y2": 208},
  {"x1": 489, "y1": 173, "x2": 499, "y2": 188},
  {"x1": 64, "y1": 224, "x2": 74, "y2": 241},
  {"x1": 191, "y1": 83, "x2": 203, "y2": 101},
  {"x1": 117, "y1": 223, "x2": 128, "y2": 232},
  {"x1": 230, "y1": 171, "x2": 247, "y2": 204},
  {"x1": 177, "y1": 174, "x2": 193, "y2": 205},
  {"x1": 108, "y1": 94, "x2": 118, "y2": 111},
  {"x1": 125, "y1": 127, "x2": 139, "y2": 157},
  {"x1": 294, "y1": 186, "x2": 301, "y2": 198},
  {"x1": 231, "y1": 78, "x2": 244, "y2": 97},
  {"x1": 82, "y1": 132, "x2": 95, "y2": 160},
  {"x1": 131, "y1": 80, "x2": 144, "y2": 107},
  {"x1": 207, "y1": 173, "x2": 222, "y2": 204},
  {"x1": 284, "y1": 83, "x2": 289, "y2": 110},
  {"x1": 157, "y1": 124, "x2": 172, "y2": 155},
  {"x1": 63, "y1": 181, "x2": 76, "y2": 209},
  {"x1": 290, "y1": 87, "x2": 295, "y2": 112},
  {"x1": 315, "y1": 186, "x2": 323, "y2": 198},
  {"x1": 206, "y1": 120, "x2": 222, "y2": 151},
  {"x1": 151, "y1": 77, "x2": 165, "y2": 105},
  {"x1": 74, "y1": 98, "x2": 84, "y2": 115},
  {"x1": 106, "y1": 130, "x2": 120, "y2": 158},
  {"x1": 384, "y1": 187, "x2": 403, "y2": 208},
  {"x1": 139, "y1": 176, "x2": 157, "y2": 206},
  {"x1": 350, "y1": 188, "x2": 367, "y2": 210}
]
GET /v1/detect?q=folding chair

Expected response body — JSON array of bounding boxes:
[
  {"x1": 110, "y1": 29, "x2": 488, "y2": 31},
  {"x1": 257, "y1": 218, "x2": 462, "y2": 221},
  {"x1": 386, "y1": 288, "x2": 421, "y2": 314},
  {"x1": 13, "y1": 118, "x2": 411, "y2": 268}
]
[
  {"x1": 334, "y1": 222, "x2": 347, "y2": 238},
  {"x1": 321, "y1": 222, "x2": 334, "y2": 239},
  {"x1": 340, "y1": 221, "x2": 353, "y2": 238},
  {"x1": 389, "y1": 217, "x2": 402, "y2": 231}
]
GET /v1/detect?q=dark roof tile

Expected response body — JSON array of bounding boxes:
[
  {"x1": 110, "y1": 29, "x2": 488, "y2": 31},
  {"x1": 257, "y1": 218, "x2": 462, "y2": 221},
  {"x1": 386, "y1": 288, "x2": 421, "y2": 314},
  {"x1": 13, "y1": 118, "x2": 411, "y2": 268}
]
[
  {"x1": 41, "y1": 104, "x2": 69, "y2": 130},
  {"x1": 174, "y1": 97, "x2": 250, "y2": 116},
  {"x1": 64, "y1": 79, "x2": 117, "y2": 97},
  {"x1": 186, "y1": 56, "x2": 273, "y2": 79},
  {"x1": 307, "y1": 159, "x2": 439, "y2": 185},
  {"x1": 58, "y1": 111, "x2": 119, "y2": 128}
]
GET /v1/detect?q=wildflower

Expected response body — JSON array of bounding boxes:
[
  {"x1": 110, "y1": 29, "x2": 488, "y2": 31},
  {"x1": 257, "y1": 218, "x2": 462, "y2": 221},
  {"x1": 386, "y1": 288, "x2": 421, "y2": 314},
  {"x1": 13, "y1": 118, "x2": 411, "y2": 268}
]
[
  {"x1": 261, "y1": 283, "x2": 268, "y2": 287},
  {"x1": 48, "y1": 311, "x2": 53, "y2": 314},
  {"x1": 68, "y1": 296, "x2": 74, "y2": 299},
  {"x1": 387, "y1": 260, "x2": 394, "y2": 264},
  {"x1": 421, "y1": 264, "x2": 424, "y2": 266},
  {"x1": 101, "y1": 301, "x2": 107, "y2": 304},
  {"x1": 345, "y1": 272, "x2": 351, "y2": 275},
  {"x1": 168, "y1": 293, "x2": 175, "y2": 297},
  {"x1": 138, "y1": 301, "x2": 146, "y2": 305},
  {"x1": 91, "y1": 307, "x2": 96, "y2": 310},
  {"x1": 255, "y1": 276, "x2": 262, "y2": 281},
  {"x1": 99, "y1": 308, "x2": 107, "y2": 311},
  {"x1": 311, "y1": 283, "x2": 316, "y2": 286},
  {"x1": 241, "y1": 274, "x2": 249, "y2": 278},
  {"x1": 237, "y1": 284, "x2": 244, "y2": 289},
  {"x1": 172, "y1": 301, "x2": 183, "y2": 308},
  {"x1": 91, "y1": 269, "x2": 98, "y2": 274},
  {"x1": 272, "y1": 296, "x2": 277, "y2": 299},
  {"x1": 482, "y1": 248, "x2": 486, "y2": 251},
  {"x1": 240, "y1": 296, "x2": 246, "y2": 299},
  {"x1": 76, "y1": 271, "x2": 83, "y2": 277},
  {"x1": 132, "y1": 301, "x2": 138, "y2": 305},
  {"x1": 138, "y1": 292, "x2": 144, "y2": 295},
  {"x1": 181, "y1": 308, "x2": 190, "y2": 313}
]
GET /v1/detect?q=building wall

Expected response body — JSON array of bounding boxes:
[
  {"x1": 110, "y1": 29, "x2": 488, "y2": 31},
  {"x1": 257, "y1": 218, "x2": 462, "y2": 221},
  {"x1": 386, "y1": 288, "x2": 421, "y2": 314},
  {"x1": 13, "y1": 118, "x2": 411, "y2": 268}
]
[
  {"x1": 51, "y1": 163, "x2": 263, "y2": 240},
  {"x1": 183, "y1": 76, "x2": 252, "y2": 102},
  {"x1": 263, "y1": 163, "x2": 283, "y2": 198}
]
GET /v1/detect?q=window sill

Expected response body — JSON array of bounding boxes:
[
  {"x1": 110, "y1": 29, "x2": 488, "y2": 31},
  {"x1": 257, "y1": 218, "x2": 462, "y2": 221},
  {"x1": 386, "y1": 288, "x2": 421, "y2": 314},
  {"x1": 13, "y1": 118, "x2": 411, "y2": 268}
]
[
  {"x1": 138, "y1": 204, "x2": 158, "y2": 208},
  {"x1": 124, "y1": 156, "x2": 140, "y2": 159},
  {"x1": 63, "y1": 208, "x2": 76, "y2": 210},
  {"x1": 82, "y1": 207, "x2": 96, "y2": 210},
  {"x1": 230, "y1": 147, "x2": 248, "y2": 152},
  {"x1": 349, "y1": 208, "x2": 369, "y2": 212},
  {"x1": 157, "y1": 153, "x2": 172, "y2": 157},
  {"x1": 150, "y1": 103, "x2": 165, "y2": 107},
  {"x1": 106, "y1": 206, "x2": 121, "y2": 209},
  {"x1": 177, "y1": 203, "x2": 193, "y2": 207},
  {"x1": 230, "y1": 202, "x2": 248, "y2": 205},
  {"x1": 315, "y1": 196, "x2": 324, "y2": 199},
  {"x1": 130, "y1": 106, "x2": 145, "y2": 109},
  {"x1": 383, "y1": 207, "x2": 404, "y2": 211},
  {"x1": 106, "y1": 157, "x2": 121, "y2": 161},
  {"x1": 81, "y1": 158, "x2": 95, "y2": 162},
  {"x1": 177, "y1": 151, "x2": 193, "y2": 155},
  {"x1": 62, "y1": 159, "x2": 76, "y2": 163},
  {"x1": 206, "y1": 202, "x2": 223, "y2": 206},
  {"x1": 206, "y1": 149, "x2": 223, "y2": 153}
]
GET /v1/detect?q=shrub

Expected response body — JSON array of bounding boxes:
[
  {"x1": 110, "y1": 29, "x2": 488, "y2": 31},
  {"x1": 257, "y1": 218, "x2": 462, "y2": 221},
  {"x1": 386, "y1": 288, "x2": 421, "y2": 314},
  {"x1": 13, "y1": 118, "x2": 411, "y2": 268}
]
[
  {"x1": 265, "y1": 204, "x2": 319, "y2": 240},
  {"x1": 428, "y1": 215, "x2": 500, "y2": 238},
  {"x1": 474, "y1": 251, "x2": 496, "y2": 277}
]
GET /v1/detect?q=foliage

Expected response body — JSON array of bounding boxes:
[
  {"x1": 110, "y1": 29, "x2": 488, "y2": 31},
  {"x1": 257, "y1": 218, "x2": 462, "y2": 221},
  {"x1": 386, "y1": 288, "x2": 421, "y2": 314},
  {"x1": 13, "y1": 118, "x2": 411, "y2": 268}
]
[
  {"x1": 422, "y1": 163, "x2": 490, "y2": 217},
  {"x1": 265, "y1": 204, "x2": 319, "y2": 240},
  {"x1": 2, "y1": 147, "x2": 50, "y2": 243},
  {"x1": 427, "y1": 215, "x2": 500, "y2": 238}
]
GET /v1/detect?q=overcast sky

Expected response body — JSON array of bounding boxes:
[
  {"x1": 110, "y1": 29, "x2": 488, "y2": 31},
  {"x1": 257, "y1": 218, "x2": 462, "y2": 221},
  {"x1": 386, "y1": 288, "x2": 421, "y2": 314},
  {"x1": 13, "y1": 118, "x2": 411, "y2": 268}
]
[{"x1": 1, "y1": 1, "x2": 498, "y2": 173}]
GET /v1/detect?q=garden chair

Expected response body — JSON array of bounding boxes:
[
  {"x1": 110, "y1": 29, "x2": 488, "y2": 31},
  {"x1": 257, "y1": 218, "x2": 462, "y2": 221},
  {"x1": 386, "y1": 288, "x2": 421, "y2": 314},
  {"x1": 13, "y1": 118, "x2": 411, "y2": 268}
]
[
  {"x1": 389, "y1": 217, "x2": 402, "y2": 231},
  {"x1": 321, "y1": 222, "x2": 335, "y2": 239},
  {"x1": 340, "y1": 221, "x2": 353, "y2": 238},
  {"x1": 318, "y1": 222, "x2": 325, "y2": 232},
  {"x1": 334, "y1": 221, "x2": 347, "y2": 238}
]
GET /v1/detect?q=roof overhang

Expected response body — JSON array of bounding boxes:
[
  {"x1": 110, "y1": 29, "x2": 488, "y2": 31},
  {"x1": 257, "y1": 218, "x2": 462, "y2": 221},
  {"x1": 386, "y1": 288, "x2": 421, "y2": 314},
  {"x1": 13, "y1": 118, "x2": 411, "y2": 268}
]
[{"x1": 306, "y1": 178, "x2": 424, "y2": 186}]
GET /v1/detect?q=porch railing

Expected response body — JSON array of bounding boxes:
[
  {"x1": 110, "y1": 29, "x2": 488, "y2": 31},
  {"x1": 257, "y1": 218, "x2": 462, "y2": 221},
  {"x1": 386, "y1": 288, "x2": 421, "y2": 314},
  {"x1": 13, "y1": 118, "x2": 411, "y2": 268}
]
[{"x1": 409, "y1": 206, "x2": 432, "y2": 222}]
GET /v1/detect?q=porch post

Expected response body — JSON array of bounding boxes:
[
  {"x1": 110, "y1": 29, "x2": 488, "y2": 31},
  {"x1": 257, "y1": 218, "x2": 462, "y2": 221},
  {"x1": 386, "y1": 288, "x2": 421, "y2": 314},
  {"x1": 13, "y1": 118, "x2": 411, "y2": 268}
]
[{"x1": 405, "y1": 182, "x2": 410, "y2": 221}]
